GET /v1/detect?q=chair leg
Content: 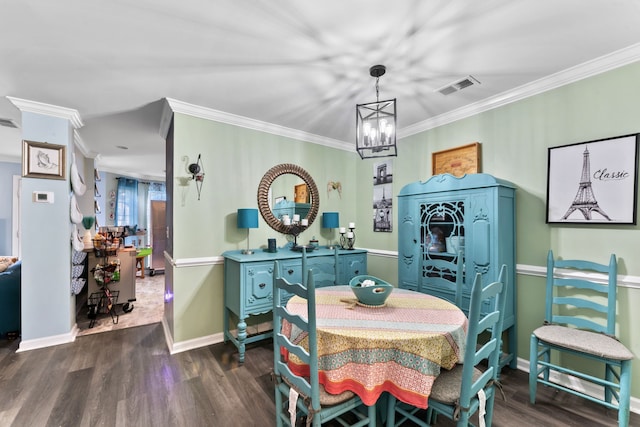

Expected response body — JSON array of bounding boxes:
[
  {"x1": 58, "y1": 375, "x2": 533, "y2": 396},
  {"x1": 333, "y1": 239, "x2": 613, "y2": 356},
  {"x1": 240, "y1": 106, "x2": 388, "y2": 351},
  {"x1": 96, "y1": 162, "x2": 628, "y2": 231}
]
[
  {"x1": 275, "y1": 387, "x2": 284, "y2": 427},
  {"x1": 508, "y1": 324, "x2": 518, "y2": 369},
  {"x1": 618, "y1": 360, "x2": 632, "y2": 427},
  {"x1": 529, "y1": 334, "x2": 539, "y2": 404},
  {"x1": 605, "y1": 363, "x2": 614, "y2": 404},
  {"x1": 367, "y1": 403, "x2": 377, "y2": 427},
  {"x1": 484, "y1": 392, "x2": 496, "y2": 427},
  {"x1": 456, "y1": 410, "x2": 470, "y2": 427},
  {"x1": 542, "y1": 347, "x2": 550, "y2": 383},
  {"x1": 386, "y1": 395, "x2": 396, "y2": 427}
]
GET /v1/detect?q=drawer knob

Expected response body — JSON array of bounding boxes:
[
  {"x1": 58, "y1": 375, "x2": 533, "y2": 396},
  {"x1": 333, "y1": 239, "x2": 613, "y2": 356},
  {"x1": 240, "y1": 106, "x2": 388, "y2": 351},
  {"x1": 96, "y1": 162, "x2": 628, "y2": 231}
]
[
  {"x1": 354, "y1": 270, "x2": 359, "y2": 274},
  {"x1": 287, "y1": 269, "x2": 294, "y2": 275},
  {"x1": 259, "y1": 282, "x2": 266, "y2": 289}
]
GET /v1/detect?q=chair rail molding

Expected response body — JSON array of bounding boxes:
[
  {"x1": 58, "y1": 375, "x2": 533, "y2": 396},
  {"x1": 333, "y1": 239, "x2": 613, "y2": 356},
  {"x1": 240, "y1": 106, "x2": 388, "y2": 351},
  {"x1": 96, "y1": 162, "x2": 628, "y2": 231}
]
[{"x1": 365, "y1": 249, "x2": 640, "y2": 290}]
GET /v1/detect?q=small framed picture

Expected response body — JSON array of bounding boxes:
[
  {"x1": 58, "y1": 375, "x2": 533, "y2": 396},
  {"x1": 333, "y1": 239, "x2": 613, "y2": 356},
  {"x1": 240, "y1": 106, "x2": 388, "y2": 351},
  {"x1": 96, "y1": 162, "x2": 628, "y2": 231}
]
[
  {"x1": 22, "y1": 140, "x2": 66, "y2": 180},
  {"x1": 294, "y1": 183, "x2": 309, "y2": 203},
  {"x1": 546, "y1": 133, "x2": 639, "y2": 224}
]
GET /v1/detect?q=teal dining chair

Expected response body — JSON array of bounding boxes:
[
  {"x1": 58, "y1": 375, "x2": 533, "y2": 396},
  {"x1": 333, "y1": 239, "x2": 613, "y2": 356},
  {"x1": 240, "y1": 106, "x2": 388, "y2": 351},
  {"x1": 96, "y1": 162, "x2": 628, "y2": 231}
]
[
  {"x1": 529, "y1": 251, "x2": 633, "y2": 427},
  {"x1": 387, "y1": 265, "x2": 508, "y2": 427},
  {"x1": 417, "y1": 250, "x2": 464, "y2": 309},
  {"x1": 272, "y1": 255, "x2": 376, "y2": 427}
]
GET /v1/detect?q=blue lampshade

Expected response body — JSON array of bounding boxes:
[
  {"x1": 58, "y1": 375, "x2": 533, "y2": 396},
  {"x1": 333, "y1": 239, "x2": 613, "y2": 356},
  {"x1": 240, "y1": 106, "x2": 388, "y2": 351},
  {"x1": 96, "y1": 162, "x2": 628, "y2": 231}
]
[
  {"x1": 237, "y1": 208, "x2": 259, "y2": 229},
  {"x1": 322, "y1": 212, "x2": 339, "y2": 229}
]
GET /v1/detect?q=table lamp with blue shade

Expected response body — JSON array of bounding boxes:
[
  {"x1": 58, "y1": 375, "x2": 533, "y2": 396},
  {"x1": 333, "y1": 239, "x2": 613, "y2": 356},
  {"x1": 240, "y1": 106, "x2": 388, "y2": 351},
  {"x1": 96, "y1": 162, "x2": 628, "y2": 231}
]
[
  {"x1": 237, "y1": 208, "x2": 259, "y2": 255},
  {"x1": 322, "y1": 212, "x2": 339, "y2": 249}
]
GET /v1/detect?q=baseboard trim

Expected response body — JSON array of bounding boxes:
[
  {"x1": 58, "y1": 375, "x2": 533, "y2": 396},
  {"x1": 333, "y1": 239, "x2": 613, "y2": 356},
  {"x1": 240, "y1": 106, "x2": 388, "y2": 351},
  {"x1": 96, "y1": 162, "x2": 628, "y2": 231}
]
[
  {"x1": 17, "y1": 325, "x2": 78, "y2": 352},
  {"x1": 517, "y1": 357, "x2": 640, "y2": 415},
  {"x1": 167, "y1": 329, "x2": 225, "y2": 355},
  {"x1": 161, "y1": 317, "x2": 174, "y2": 352},
  {"x1": 165, "y1": 320, "x2": 274, "y2": 355}
]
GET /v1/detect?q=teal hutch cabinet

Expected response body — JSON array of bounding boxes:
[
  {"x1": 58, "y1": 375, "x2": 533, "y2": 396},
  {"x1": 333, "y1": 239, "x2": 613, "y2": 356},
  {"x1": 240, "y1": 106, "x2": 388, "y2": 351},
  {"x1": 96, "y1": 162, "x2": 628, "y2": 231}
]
[
  {"x1": 222, "y1": 247, "x2": 367, "y2": 362},
  {"x1": 397, "y1": 173, "x2": 516, "y2": 368}
]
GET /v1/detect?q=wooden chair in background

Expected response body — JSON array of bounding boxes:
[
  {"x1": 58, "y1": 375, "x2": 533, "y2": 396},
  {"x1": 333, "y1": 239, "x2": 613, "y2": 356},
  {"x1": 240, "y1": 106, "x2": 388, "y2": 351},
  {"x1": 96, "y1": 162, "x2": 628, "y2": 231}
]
[{"x1": 529, "y1": 251, "x2": 633, "y2": 427}]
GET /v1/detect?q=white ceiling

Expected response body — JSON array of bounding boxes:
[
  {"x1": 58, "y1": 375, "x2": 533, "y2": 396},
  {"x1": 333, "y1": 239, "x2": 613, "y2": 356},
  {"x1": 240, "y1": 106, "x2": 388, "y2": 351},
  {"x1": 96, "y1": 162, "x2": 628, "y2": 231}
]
[{"x1": 1, "y1": 0, "x2": 640, "y2": 180}]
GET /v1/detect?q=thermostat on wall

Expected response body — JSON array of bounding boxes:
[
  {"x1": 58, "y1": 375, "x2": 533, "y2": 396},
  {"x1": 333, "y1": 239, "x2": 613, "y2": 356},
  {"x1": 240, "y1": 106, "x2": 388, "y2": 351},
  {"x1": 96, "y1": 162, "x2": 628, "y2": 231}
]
[{"x1": 33, "y1": 191, "x2": 54, "y2": 203}]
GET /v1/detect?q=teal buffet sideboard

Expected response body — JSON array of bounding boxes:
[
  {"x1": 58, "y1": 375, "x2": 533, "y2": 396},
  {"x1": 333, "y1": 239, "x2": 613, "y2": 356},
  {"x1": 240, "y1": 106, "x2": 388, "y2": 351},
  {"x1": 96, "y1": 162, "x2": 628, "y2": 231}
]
[
  {"x1": 397, "y1": 173, "x2": 517, "y2": 368},
  {"x1": 222, "y1": 247, "x2": 367, "y2": 362}
]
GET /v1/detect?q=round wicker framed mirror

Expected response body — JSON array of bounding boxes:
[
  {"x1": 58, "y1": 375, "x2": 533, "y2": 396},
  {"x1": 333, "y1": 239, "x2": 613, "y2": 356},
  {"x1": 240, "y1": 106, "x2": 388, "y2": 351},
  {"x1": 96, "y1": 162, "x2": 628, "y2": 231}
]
[{"x1": 257, "y1": 163, "x2": 320, "y2": 234}]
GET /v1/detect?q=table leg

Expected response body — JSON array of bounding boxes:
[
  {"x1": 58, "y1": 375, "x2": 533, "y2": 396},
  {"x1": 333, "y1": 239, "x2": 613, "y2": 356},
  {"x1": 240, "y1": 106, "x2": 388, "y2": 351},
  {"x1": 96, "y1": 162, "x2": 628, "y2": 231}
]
[
  {"x1": 136, "y1": 256, "x2": 145, "y2": 278},
  {"x1": 237, "y1": 318, "x2": 247, "y2": 363}
]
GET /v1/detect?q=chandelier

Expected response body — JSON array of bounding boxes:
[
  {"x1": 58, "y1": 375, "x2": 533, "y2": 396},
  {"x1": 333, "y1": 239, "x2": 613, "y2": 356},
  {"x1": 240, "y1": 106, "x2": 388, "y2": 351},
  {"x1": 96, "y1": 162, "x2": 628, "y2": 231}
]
[{"x1": 356, "y1": 65, "x2": 397, "y2": 159}]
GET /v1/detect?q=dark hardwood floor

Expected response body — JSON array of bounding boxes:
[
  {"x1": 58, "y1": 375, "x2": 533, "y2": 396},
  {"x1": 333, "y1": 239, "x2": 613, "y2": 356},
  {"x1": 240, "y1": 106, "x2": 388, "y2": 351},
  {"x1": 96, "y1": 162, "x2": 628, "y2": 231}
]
[{"x1": 0, "y1": 324, "x2": 635, "y2": 426}]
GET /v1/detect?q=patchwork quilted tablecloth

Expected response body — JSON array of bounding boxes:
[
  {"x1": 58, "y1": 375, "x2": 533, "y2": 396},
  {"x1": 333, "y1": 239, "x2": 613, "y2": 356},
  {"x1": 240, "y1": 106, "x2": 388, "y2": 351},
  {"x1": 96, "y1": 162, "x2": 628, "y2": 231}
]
[{"x1": 282, "y1": 286, "x2": 468, "y2": 409}]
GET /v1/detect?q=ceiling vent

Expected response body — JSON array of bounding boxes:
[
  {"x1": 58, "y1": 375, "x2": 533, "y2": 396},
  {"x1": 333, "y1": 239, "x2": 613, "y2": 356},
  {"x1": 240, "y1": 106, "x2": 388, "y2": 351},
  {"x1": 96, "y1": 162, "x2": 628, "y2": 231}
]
[
  {"x1": 438, "y1": 75, "x2": 480, "y2": 96},
  {"x1": 0, "y1": 118, "x2": 18, "y2": 128}
]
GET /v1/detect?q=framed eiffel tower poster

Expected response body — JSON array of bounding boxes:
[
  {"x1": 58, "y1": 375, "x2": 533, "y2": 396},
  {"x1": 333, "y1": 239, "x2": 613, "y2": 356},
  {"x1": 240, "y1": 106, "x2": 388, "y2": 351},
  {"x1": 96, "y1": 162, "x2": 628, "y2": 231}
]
[{"x1": 546, "y1": 133, "x2": 639, "y2": 224}]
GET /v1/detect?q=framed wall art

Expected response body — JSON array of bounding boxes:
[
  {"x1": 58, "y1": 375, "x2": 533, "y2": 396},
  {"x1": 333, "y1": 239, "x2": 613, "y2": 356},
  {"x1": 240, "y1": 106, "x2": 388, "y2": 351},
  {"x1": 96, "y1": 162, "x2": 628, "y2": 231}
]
[
  {"x1": 22, "y1": 140, "x2": 66, "y2": 180},
  {"x1": 546, "y1": 133, "x2": 639, "y2": 225},
  {"x1": 432, "y1": 142, "x2": 481, "y2": 177},
  {"x1": 294, "y1": 183, "x2": 309, "y2": 203}
]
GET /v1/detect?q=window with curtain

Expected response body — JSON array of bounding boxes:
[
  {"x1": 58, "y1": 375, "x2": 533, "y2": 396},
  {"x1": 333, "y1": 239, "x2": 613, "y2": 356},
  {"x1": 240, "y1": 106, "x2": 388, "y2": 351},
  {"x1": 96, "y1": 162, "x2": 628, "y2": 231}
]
[{"x1": 115, "y1": 177, "x2": 138, "y2": 226}]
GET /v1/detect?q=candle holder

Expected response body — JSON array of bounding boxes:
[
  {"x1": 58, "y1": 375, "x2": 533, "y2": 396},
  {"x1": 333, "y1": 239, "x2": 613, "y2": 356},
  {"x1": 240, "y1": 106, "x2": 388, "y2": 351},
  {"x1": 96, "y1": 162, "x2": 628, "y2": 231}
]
[
  {"x1": 282, "y1": 214, "x2": 311, "y2": 251},
  {"x1": 339, "y1": 226, "x2": 356, "y2": 250},
  {"x1": 339, "y1": 230, "x2": 346, "y2": 249}
]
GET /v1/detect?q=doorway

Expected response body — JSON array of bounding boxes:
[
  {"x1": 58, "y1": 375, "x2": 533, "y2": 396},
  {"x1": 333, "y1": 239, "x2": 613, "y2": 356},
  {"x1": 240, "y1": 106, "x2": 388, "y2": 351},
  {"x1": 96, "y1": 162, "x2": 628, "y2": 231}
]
[{"x1": 149, "y1": 200, "x2": 166, "y2": 275}]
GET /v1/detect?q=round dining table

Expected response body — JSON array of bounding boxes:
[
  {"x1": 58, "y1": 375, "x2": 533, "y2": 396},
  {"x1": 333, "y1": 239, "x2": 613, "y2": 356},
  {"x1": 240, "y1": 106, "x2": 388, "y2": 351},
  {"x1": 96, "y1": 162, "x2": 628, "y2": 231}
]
[{"x1": 282, "y1": 285, "x2": 468, "y2": 409}]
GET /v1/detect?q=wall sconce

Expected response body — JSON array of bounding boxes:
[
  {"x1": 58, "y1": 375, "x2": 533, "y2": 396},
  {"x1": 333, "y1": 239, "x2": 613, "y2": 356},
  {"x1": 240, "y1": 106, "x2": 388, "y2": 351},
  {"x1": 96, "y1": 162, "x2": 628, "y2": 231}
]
[
  {"x1": 322, "y1": 212, "x2": 339, "y2": 249},
  {"x1": 237, "y1": 208, "x2": 259, "y2": 255},
  {"x1": 183, "y1": 154, "x2": 205, "y2": 200}
]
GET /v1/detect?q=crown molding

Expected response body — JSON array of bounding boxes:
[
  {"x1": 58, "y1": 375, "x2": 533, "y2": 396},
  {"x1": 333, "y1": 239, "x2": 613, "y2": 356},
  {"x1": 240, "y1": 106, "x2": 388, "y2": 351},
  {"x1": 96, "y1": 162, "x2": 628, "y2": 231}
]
[
  {"x1": 73, "y1": 130, "x2": 95, "y2": 158},
  {"x1": 96, "y1": 164, "x2": 165, "y2": 181},
  {"x1": 399, "y1": 43, "x2": 640, "y2": 139},
  {"x1": 6, "y1": 96, "x2": 84, "y2": 129},
  {"x1": 162, "y1": 97, "x2": 352, "y2": 152}
]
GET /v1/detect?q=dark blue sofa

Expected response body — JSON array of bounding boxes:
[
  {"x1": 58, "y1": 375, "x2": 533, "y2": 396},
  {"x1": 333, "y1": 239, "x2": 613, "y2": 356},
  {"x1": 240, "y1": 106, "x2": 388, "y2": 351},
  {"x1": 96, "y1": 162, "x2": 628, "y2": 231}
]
[{"x1": 0, "y1": 260, "x2": 20, "y2": 338}]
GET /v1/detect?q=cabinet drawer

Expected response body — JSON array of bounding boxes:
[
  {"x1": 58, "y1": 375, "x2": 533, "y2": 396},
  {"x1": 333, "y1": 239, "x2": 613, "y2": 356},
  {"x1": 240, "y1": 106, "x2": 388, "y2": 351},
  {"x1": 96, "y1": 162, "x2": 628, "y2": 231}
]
[
  {"x1": 280, "y1": 261, "x2": 303, "y2": 284},
  {"x1": 280, "y1": 258, "x2": 336, "y2": 288},
  {"x1": 338, "y1": 253, "x2": 367, "y2": 285}
]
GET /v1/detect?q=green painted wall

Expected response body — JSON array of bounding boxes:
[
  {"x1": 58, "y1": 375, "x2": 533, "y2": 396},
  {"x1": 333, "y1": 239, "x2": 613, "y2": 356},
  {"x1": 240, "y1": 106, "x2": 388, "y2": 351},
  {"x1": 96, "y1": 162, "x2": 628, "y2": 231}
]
[
  {"x1": 170, "y1": 61, "x2": 640, "y2": 397},
  {"x1": 358, "y1": 61, "x2": 640, "y2": 397},
  {"x1": 169, "y1": 115, "x2": 359, "y2": 343}
]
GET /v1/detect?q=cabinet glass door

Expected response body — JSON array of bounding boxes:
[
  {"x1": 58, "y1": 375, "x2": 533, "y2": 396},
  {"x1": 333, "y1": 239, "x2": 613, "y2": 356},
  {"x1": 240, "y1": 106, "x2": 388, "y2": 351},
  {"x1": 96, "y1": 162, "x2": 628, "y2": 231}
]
[{"x1": 419, "y1": 200, "x2": 465, "y2": 290}]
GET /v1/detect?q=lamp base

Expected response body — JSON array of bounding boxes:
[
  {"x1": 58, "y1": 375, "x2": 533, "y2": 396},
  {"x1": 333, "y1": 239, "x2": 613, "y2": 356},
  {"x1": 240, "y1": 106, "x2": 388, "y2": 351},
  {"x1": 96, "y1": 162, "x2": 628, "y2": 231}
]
[{"x1": 241, "y1": 249, "x2": 254, "y2": 255}]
